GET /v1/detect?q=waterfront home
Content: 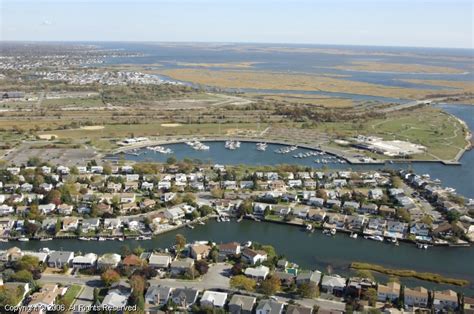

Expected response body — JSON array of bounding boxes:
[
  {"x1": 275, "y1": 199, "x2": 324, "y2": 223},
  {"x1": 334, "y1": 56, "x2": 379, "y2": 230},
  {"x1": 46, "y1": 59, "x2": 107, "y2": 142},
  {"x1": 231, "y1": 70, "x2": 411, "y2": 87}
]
[
  {"x1": 273, "y1": 205, "x2": 292, "y2": 216},
  {"x1": 104, "y1": 218, "x2": 122, "y2": 230},
  {"x1": 201, "y1": 290, "x2": 228, "y2": 308},
  {"x1": 0, "y1": 218, "x2": 14, "y2": 233},
  {"x1": 433, "y1": 290, "x2": 458, "y2": 311},
  {"x1": 296, "y1": 270, "x2": 322, "y2": 286},
  {"x1": 42, "y1": 218, "x2": 57, "y2": 232},
  {"x1": 122, "y1": 254, "x2": 145, "y2": 269},
  {"x1": 389, "y1": 188, "x2": 404, "y2": 197},
  {"x1": 326, "y1": 199, "x2": 342, "y2": 209},
  {"x1": 395, "y1": 196, "x2": 416, "y2": 210},
  {"x1": 141, "y1": 181, "x2": 154, "y2": 191},
  {"x1": 346, "y1": 277, "x2": 376, "y2": 298},
  {"x1": 27, "y1": 283, "x2": 62, "y2": 311},
  {"x1": 242, "y1": 248, "x2": 268, "y2": 265},
  {"x1": 57, "y1": 204, "x2": 73, "y2": 215},
  {"x1": 463, "y1": 296, "x2": 474, "y2": 313},
  {"x1": 47, "y1": 251, "x2": 74, "y2": 268},
  {"x1": 228, "y1": 294, "x2": 256, "y2": 314},
  {"x1": 308, "y1": 208, "x2": 326, "y2": 222},
  {"x1": 97, "y1": 253, "x2": 121, "y2": 269},
  {"x1": 293, "y1": 205, "x2": 310, "y2": 219},
  {"x1": 385, "y1": 221, "x2": 408, "y2": 239},
  {"x1": 288, "y1": 179, "x2": 303, "y2": 188},
  {"x1": 346, "y1": 215, "x2": 367, "y2": 231},
  {"x1": 148, "y1": 253, "x2": 172, "y2": 269},
  {"x1": 256, "y1": 299, "x2": 285, "y2": 314},
  {"x1": 158, "y1": 180, "x2": 171, "y2": 190},
  {"x1": 222, "y1": 180, "x2": 238, "y2": 190},
  {"x1": 404, "y1": 286, "x2": 429, "y2": 308},
  {"x1": 170, "y1": 258, "x2": 195, "y2": 276},
  {"x1": 62, "y1": 217, "x2": 79, "y2": 232},
  {"x1": 324, "y1": 213, "x2": 346, "y2": 230},
  {"x1": 72, "y1": 253, "x2": 98, "y2": 269},
  {"x1": 410, "y1": 223, "x2": 431, "y2": 237},
  {"x1": 377, "y1": 281, "x2": 401, "y2": 303},
  {"x1": 164, "y1": 206, "x2": 185, "y2": 221},
  {"x1": 265, "y1": 172, "x2": 279, "y2": 181},
  {"x1": 274, "y1": 271, "x2": 295, "y2": 286},
  {"x1": 218, "y1": 242, "x2": 241, "y2": 256},
  {"x1": 0, "y1": 247, "x2": 23, "y2": 262},
  {"x1": 125, "y1": 174, "x2": 139, "y2": 182},
  {"x1": 245, "y1": 265, "x2": 270, "y2": 280},
  {"x1": 364, "y1": 218, "x2": 387, "y2": 236},
  {"x1": 321, "y1": 275, "x2": 347, "y2": 296},
  {"x1": 165, "y1": 288, "x2": 197, "y2": 310},
  {"x1": 97, "y1": 202, "x2": 113, "y2": 215},
  {"x1": 145, "y1": 285, "x2": 173, "y2": 308},
  {"x1": 39, "y1": 203, "x2": 56, "y2": 214},
  {"x1": 101, "y1": 284, "x2": 131, "y2": 310},
  {"x1": 190, "y1": 243, "x2": 211, "y2": 260},
  {"x1": 286, "y1": 304, "x2": 313, "y2": 314},
  {"x1": 253, "y1": 202, "x2": 272, "y2": 215},
  {"x1": 81, "y1": 218, "x2": 101, "y2": 232}
]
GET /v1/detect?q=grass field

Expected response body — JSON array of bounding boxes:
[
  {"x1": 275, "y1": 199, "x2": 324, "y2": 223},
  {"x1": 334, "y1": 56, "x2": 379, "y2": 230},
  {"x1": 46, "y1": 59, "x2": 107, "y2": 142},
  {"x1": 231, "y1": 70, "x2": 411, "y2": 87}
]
[
  {"x1": 61, "y1": 284, "x2": 82, "y2": 307},
  {"x1": 335, "y1": 61, "x2": 465, "y2": 74}
]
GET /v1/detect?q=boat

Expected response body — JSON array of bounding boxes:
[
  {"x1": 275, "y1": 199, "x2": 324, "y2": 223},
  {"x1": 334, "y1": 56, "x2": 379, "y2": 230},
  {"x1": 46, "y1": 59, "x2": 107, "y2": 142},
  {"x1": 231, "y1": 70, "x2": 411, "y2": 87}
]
[
  {"x1": 256, "y1": 142, "x2": 267, "y2": 151},
  {"x1": 330, "y1": 228, "x2": 336, "y2": 235},
  {"x1": 187, "y1": 224, "x2": 195, "y2": 229},
  {"x1": 18, "y1": 237, "x2": 29, "y2": 242},
  {"x1": 366, "y1": 235, "x2": 384, "y2": 242},
  {"x1": 244, "y1": 241, "x2": 252, "y2": 247},
  {"x1": 0, "y1": 238, "x2": 8, "y2": 243},
  {"x1": 40, "y1": 237, "x2": 53, "y2": 241},
  {"x1": 290, "y1": 145, "x2": 298, "y2": 151},
  {"x1": 97, "y1": 237, "x2": 106, "y2": 241},
  {"x1": 306, "y1": 224, "x2": 313, "y2": 231},
  {"x1": 137, "y1": 236, "x2": 152, "y2": 240},
  {"x1": 417, "y1": 243, "x2": 429, "y2": 249},
  {"x1": 79, "y1": 237, "x2": 90, "y2": 241},
  {"x1": 225, "y1": 140, "x2": 239, "y2": 150},
  {"x1": 350, "y1": 233, "x2": 358, "y2": 239},
  {"x1": 118, "y1": 237, "x2": 124, "y2": 242}
]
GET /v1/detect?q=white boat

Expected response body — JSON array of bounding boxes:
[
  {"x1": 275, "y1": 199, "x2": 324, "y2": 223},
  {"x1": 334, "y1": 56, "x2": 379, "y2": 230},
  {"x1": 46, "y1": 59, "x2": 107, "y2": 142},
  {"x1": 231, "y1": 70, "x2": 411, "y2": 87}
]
[
  {"x1": 187, "y1": 224, "x2": 195, "y2": 229},
  {"x1": 366, "y1": 235, "x2": 384, "y2": 242},
  {"x1": 417, "y1": 243, "x2": 429, "y2": 249},
  {"x1": 138, "y1": 236, "x2": 152, "y2": 240},
  {"x1": 18, "y1": 237, "x2": 29, "y2": 242},
  {"x1": 350, "y1": 233, "x2": 358, "y2": 239},
  {"x1": 306, "y1": 224, "x2": 313, "y2": 231},
  {"x1": 0, "y1": 239, "x2": 8, "y2": 243},
  {"x1": 290, "y1": 145, "x2": 298, "y2": 151},
  {"x1": 40, "y1": 237, "x2": 53, "y2": 241},
  {"x1": 118, "y1": 237, "x2": 124, "y2": 242},
  {"x1": 256, "y1": 142, "x2": 267, "y2": 151},
  {"x1": 97, "y1": 237, "x2": 106, "y2": 241},
  {"x1": 330, "y1": 228, "x2": 336, "y2": 235},
  {"x1": 244, "y1": 241, "x2": 252, "y2": 247},
  {"x1": 79, "y1": 237, "x2": 90, "y2": 241}
]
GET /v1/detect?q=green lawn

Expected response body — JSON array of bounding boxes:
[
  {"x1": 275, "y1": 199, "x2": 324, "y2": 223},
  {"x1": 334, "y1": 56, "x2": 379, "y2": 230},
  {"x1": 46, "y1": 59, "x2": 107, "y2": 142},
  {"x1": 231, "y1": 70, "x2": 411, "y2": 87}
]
[{"x1": 62, "y1": 284, "x2": 82, "y2": 307}]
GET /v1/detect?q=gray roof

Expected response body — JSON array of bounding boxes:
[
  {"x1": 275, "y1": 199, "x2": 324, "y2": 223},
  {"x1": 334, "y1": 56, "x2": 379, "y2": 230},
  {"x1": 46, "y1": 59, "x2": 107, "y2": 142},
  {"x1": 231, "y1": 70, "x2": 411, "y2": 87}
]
[
  {"x1": 48, "y1": 251, "x2": 74, "y2": 264},
  {"x1": 286, "y1": 304, "x2": 313, "y2": 314},
  {"x1": 296, "y1": 270, "x2": 322, "y2": 284},
  {"x1": 256, "y1": 300, "x2": 285, "y2": 314},
  {"x1": 145, "y1": 285, "x2": 172, "y2": 304},
  {"x1": 228, "y1": 294, "x2": 256, "y2": 312},
  {"x1": 171, "y1": 288, "x2": 199, "y2": 304}
]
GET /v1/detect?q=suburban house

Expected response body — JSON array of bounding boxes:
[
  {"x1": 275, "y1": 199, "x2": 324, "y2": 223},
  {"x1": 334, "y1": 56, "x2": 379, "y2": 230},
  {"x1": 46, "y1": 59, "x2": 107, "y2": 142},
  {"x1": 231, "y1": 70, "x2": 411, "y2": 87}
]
[
  {"x1": 97, "y1": 253, "x2": 122, "y2": 269},
  {"x1": 101, "y1": 284, "x2": 131, "y2": 310},
  {"x1": 228, "y1": 294, "x2": 256, "y2": 314},
  {"x1": 242, "y1": 248, "x2": 268, "y2": 265},
  {"x1": 170, "y1": 258, "x2": 195, "y2": 276},
  {"x1": 200, "y1": 290, "x2": 228, "y2": 308},
  {"x1": 256, "y1": 299, "x2": 285, "y2": 314},
  {"x1": 433, "y1": 290, "x2": 458, "y2": 311},
  {"x1": 148, "y1": 253, "x2": 172, "y2": 269},
  {"x1": 27, "y1": 283, "x2": 62, "y2": 311},
  {"x1": 47, "y1": 251, "x2": 74, "y2": 268},
  {"x1": 296, "y1": 270, "x2": 322, "y2": 286},
  {"x1": 377, "y1": 281, "x2": 401, "y2": 302},
  {"x1": 404, "y1": 286, "x2": 429, "y2": 308},
  {"x1": 286, "y1": 304, "x2": 313, "y2": 314},
  {"x1": 244, "y1": 265, "x2": 270, "y2": 280},
  {"x1": 321, "y1": 275, "x2": 347, "y2": 296},
  {"x1": 218, "y1": 242, "x2": 241, "y2": 257},
  {"x1": 170, "y1": 288, "x2": 199, "y2": 308},
  {"x1": 145, "y1": 285, "x2": 173, "y2": 307},
  {"x1": 72, "y1": 253, "x2": 98, "y2": 269},
  {"x1": 190, "y1": 244, "x2": 211, "y2": 260}
]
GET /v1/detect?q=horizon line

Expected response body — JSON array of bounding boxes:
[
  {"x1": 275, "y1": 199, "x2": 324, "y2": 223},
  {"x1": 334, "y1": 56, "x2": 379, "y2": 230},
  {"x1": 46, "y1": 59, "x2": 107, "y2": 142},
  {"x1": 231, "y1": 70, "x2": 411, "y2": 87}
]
[{"x1": 1, "y1": 39, "x2": 473, "y2": 50}]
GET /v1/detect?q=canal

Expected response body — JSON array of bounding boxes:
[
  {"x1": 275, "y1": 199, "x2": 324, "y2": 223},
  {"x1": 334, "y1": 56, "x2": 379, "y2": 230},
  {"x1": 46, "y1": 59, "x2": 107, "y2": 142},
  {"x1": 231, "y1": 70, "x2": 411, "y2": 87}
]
[{"x1": 3, "y1": 220, "x2": 474, "y2": 294}]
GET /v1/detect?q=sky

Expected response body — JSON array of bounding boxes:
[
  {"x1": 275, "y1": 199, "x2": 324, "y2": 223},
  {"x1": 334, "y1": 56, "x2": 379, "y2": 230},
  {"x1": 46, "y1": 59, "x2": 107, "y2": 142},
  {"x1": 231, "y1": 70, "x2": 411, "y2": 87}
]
[{"x1": 1, "y1": 0, "x2": 473, "y2": 49}]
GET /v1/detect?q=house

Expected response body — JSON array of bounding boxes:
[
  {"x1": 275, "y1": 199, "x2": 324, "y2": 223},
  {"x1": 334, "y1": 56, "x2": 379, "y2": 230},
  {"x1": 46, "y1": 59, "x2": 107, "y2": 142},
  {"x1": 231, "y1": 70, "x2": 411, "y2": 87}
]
[
  {"x1": 369, "y1": 188, "x2": 384, "y2": 200},
  {"x1": 228, "y1": 294, "x2": 256, "y2": 314},
  {"x1": 385, "y1": 221, "x2": 408, "y2": 239},
  {"x1": 286, "y1": 304, "x2": 313, "y2": 314},
  {"x1": 359, "y1": 203, "x2": 378, "y2": 214},
  {"x1": 170, "y1": 258, "x2": 195, "y2": 276},
  {"x1": 296, "y1": 270, "x2": 322, "y2": 286},
  {"x1": 379, "y1": 205, "x2": 396, "y2": 217},
  {"x1": 321, "y1": 275, "x2": 346, "y2": 296},
  {"x1": 104, "y1": 218, "x2": 122, "y2": 230},
  {"x1": 97, "y1": 253, "x2": 122, "y2": 269},
  {"x1": 293, "y1": 206, "x2": 310, "y2": 219},
  {"x1": 148, "y1": 253, "x2": 172, "y2": 269},
  {"x1": 72, "y1": 253, "x2": 98, "y2": 269},
  {"x1": 256, "y1": 299, "x2": 285, "y2": 314},
  {"x1": 101, "y1": 284, "x2": 131, "y2": 310},
  {"x1": 343, "y1": 201, "x2": 360, "y2": 212},
  {"x1": 141, "y1": 182, "x2": 154, "y2": 191},
  {"x1": 308, "y1": 208, "x2": 326, "y2": 222},
  {"x1": 47, "y1": 251, "x2": 74, "y2": 268},
  {"x1": 164, "y1": 206, "x2": 185, "y2": 221},
  {"x1": 377, "y1": 281, "x2": 401, "y2": 302},
  {"x1": 81, "y1": 218, "x2": 100, "y2": 232},
  {"x1": 274, "y1": 271, "x2": 295, "y2": 286},
  {"x1": 1, "y1": 282, "x2": 31, "y2": 306},
  {"x1": 218, "y1": 242, "x2": 241, "y2": 256},
  {"x1": 410, "y1": 223, "x2": 431, "y2": 237},
  {"x1": 39, "y1": 204, "x2": 56, "y2": 214},
  {"x1": 77, "y1": 205, "x2": 91, "y2": 215},
  {"x1": 161, "y1": 192, "x2": 176, "y2": 202},
  {"x1": 253, "y1": 202, "x2": 272, "y2": 215},
  {"x1": 244, "y1": 265, "x2": 270, "y2": 280},
  {"x1": 62, "y1": 217, "x2": 79, "y2": 232},
  {"x1": 190, "y1": 244, "x2": 211, "y2": 260},
  {"x1": 170, "y1": 288, "x2": 199, "y2": 308},
  {"x1": 240, "y1": 181, "x2": 254, "y2": 189},
  {"x1": 200, "y1": 290, "x2": 228, "y2": 308},
  {"x1": 57, "y1": 204, "x2": 73, "y2": 215},
  {"x1": 404, "y1": 286, "x2": 429, "y2": 308},
  {"x1": 346, "y1": 277, "x2": 376, "y2": 298},
  {"x1": 27, "y1": 283, "x2": 61, "y2": 311},
  {"x1": 242, "y1": 248, "x2": 267, "y2": 265},
  {"x1": 145, "y1": 285, "x2": 173, "y2": 307},
  {"x1": 433, "y1": 290, "x2": 458, "y2": 311},
  {"x1": 158, "y1": 180, "x2": 172, "y2": 190}
]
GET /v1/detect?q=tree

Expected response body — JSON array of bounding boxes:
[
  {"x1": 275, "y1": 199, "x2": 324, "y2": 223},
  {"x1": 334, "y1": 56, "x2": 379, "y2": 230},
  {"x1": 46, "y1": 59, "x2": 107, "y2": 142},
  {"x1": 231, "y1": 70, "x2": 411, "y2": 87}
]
[
  {"x1": 166, "y1": 156, "x2": 177, "y2": 165},
  {"x1": 0, "y1": 286, "x2": 22, "y2": 307},
  {"x1": 298, "y1": 282, "x2": 319, "y2": 298},
  {"x1": 15, "y1": 255, "x2": 40, "y2": 272},
  {"x1": 355, "y1": 270, "x2": 375, "y2": 281},
  {"x1": 230, "y1": 263, "x2": 244, "y2": 276},
  {"x1": 133, "y1": 246, "x2": 145, "y2": 256},
  {"x1": 211, "y1": 187, "x2": 224, "y2": 199},
  {"x1": 45, "y1": 189, "x2": 62, "y2": 206},
  {"x1": 130, "y1": 275, "x2": 146, "y2": 298},
  {"x1": 363, "y1": 288, "x2": 378, "y2": 306},
  {"x1": 101, "y1": 269, "x2": 120, "y2": 287},
  {"x1": 194, "y1": 260, "x2": 209, "y2": 275},
  {"x1": 175, "y1": 234, "x2": 186, "y2": 251},
  {"x1": 10, "y1": 270, "x2": 34, "y2": 283},
  {"x1": 230, "y1": 275, "x2": 257, "y2": 292},
  {"x1": 260, "y1": 276, "x2": 281, "y2": 296}
]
